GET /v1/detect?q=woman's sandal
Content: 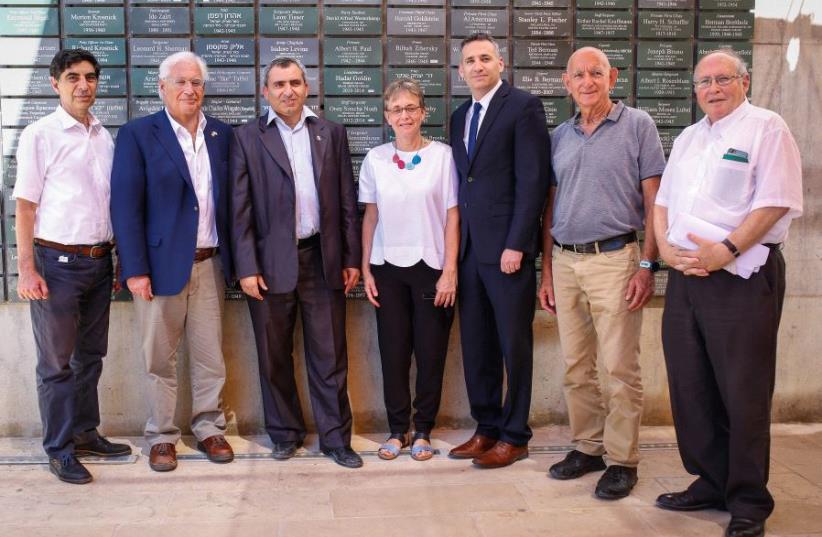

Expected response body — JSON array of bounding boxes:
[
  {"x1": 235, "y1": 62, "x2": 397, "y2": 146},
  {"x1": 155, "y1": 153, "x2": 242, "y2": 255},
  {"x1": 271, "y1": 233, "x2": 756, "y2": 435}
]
[
  {"x1": 378, "y1": 432, "x2": 410, "y2": 460},
  {"x1": 410, "y1": 431, "x2": 434, "y2": 462}
]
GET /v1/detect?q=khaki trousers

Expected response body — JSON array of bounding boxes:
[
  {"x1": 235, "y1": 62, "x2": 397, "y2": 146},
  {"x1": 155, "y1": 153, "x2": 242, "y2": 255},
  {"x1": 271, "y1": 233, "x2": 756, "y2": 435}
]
[
  {"x1": 552, "y1": 243, "x2": 643, "y2": 467},
  {"x1": 134, "y1": 256, "x2": 228, "y2": 446}
]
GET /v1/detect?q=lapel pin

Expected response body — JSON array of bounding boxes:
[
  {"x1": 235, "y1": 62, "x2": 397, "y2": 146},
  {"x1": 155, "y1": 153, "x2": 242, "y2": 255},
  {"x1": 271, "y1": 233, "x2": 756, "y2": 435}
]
[
  {"x1": 210, "y1": 130, "x2": 218, "y2": 137},
  {"x1": 316, "y1": 135, "x2": 322, "y2": 141}
]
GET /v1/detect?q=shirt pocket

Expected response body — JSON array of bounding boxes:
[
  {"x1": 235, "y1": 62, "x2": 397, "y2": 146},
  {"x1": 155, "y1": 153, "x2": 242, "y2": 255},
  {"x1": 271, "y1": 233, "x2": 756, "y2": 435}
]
[{"x1": 705, "y1": 160, "x2": 753, "y2": 211}]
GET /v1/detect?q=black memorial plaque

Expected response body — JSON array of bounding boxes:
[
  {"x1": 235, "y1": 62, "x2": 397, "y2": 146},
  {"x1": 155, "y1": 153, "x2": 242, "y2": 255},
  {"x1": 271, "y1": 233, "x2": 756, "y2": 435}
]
[
  {"x1": 324, "y1": 7, "x2": 381, "y2": 35},
  {"x1": 541, "y1": 98, "x2": 572, "y2": 126},
  {"x1": 195, "y1": 38, "x2": 254, "y2": 65},
  {"x1": 422, "y1": 97, "x2": 445, "y2": 124},
  {"x1": 638, "y1": 10, "x2": 694, "y2": 40},
  {"x1": 258, "y1": 7, "x2": 318, "y2": 35},
  {"x1": 323, "y1": 38, "x2": 382, "y2": 66},
  {"x1": 612, "y1": 68, "x2": 633, "y2": 98},
  {"x1": 387, "y1": 0, "x2": 444, "y2": 5},
  {"x1": 700, "y1": 0, "x2": 753, "y2": 9},
  {"x1": 3, "y1": 158, "x2": 16, "y2": 187},
  {"x1": 698, "y1": 11, "x2": 754, "y2": 40},
  {"x1": 258, "y1": 0, "x2": 314, "y2": 4},
  {"x1": 696, "y1": 40, "x2": 752, "y2": 63},
  {"x1": 203, "y1": 97, "x2": 256, "y2": 125},
  {"x1": 90, "y1": 98, "x2": 128, "y2": 126},
  {"x1": 129, "y1": 7, "x2": 189, "y2": 36},
  {"x1": 130, "y1": 67, "x2": 159, "y2": 96},
  {"x1": 97, "y1": 68, "x2": 128, "y2": 96},
  {"x1": 324, "y1": 67, "x2": 382, "y2": 95},
  {"x1": 3, "y1": 189, "x2": 15, "y2": 214},
  {"x1": 385, "y1": 124, "x2": 446, "y2": 142},
  {"x1": 3, "y1": 219, "x2": 17, "y2": 247},
  {"x1": 0, "y1": 68, "x2": 52, "y2": 96},
  {"x1": 259, "y1": 38, "x2": 319, "y2": 66},
  {"x1": 347, "y1": 126, "x2": 383, "y2": 154},
  {"x1": 130, "y1": 38, "x2": 190, "y2": 65},
  {"x1": 208, "y1": 68, "x2": 255, "y2": 95},
  {"x1": 513, "y1": 10, "x2": 572, "y2": 38},
  {"x1": 64, "y1": 38, "x2": 126, "y2": 65},
  {"x1": 636, "y1": 99, "x2": 692, "y2": 127},
  {"x1": 129, "y1": 0, "x2": 188, "y2": 4},
  {"x1": 387, "y1": 9, "x2": 446, "y2": 36},
  {"x1": 576, "y1": 10, "x2": 633, "y2": 39},
  {"x1": 324, "y1": 97, "x2": 383, "y2": 125},
  {"x1": 387, "y1": 38, "x2": 445, "y2": 65},
  {"x1": 0, "y1": 37, "x2": 59, "y2": 65},
  {"x1": 451, "y1": 9, "x2": 508, "y2": 37},
  {"x1": 195, "y1": 7, "x2": 254, "y2": 35},
  {"x1": 452, "y1": 0, "x2": 507, "y2": 5},
  {"x1": 1, "y1": 129, "x2": 23, "y2": 157},
  {"x1": 129, "y1": 97, "x2": 162, "y2": 119},
  {"x1": 575, "y1": 40, "x2": 633, "y2": 68},
  {"x1": 637, "y1": 70, "x2": 693, "y2": 98},
  {"x1": 513, "y1": 70, "x2": 565, "y2": 96},
  {"x1": 387, "y1": 67, "x2": 446, "y2": 95},
  {"x1": 63, "y1": 7, "x2": 124, "y2": 36},
  {"x1": 638, "y1": 0, "x2": 694, "y2": 7},
  {"x1": 0, "y1": 98, "x2": 57, "y2": 127},
  {"x1": 450, "y1": 38, "x2": 509, "y2": 65},
  {"x1": 513, "y1": 40, "x2": 572, "y2": 68},
  {"x1": 576, "y1": 0, "x2": 631, "y2": 8},
  {"x1": 514, "y1": 0, "x2": 569, "y2": 5},
  {"x1": 326, "y1": 0, "x2": 391, "y2": 3},
  {"x1": 450, "y1": 68, "x2": 469, "y2": 95},
  {"x1": 0, "y1": 8, "x2": 59, "y2": 36},
  {"x1": 637, "y1": 41, "x2": 692, "y2": 69},
  {"x1": 657, "y1": 127, "x2": 684, "y2": 154}
]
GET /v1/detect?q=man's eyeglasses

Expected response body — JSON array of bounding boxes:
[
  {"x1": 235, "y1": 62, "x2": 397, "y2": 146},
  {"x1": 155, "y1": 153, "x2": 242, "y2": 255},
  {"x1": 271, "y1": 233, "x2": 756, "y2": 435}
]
[
  {"x1": 693, "y1": 74, "x2": 743, "y2": 90},
  {"x1": 168, "y1": 78, "x2": 205, "y2": 90},
  {"x1": 386, "y1": 105, "x2": 422, "y2": 117}
]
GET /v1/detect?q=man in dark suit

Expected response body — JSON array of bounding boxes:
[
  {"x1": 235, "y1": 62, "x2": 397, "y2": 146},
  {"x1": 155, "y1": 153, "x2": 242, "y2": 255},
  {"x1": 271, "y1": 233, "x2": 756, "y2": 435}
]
[
  {"x1": 448, "y1": 33, "x2": 551, "y2": 468},
  {"x1": 230, "y1": 57, "x2": 363, "y2": 468},
  {"x1": 111, "y1": 51, "x2": 235, "y2": 472}
]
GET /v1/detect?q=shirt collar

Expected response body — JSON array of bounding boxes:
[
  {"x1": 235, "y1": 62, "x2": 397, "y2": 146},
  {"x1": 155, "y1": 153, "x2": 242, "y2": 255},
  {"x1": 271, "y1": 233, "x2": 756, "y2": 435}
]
[
  {"x1": 267, "y1": 105, "x2": 317, "y2": 131},
  {"x1": 572, "y1": 100, "x2": 624, "y2": 125},
  {"x1": 704, "y1": 99, "x2": 751, "y2": 137},
  {"x1": 54, "y1": 105, "x2": 102, "y2": 132},
  {"x1": 165, "y1": 109, "x2": 207, "y2": 137},
  {"x1": 472, "y1": 79, "x2": 503, "y2": 111}
]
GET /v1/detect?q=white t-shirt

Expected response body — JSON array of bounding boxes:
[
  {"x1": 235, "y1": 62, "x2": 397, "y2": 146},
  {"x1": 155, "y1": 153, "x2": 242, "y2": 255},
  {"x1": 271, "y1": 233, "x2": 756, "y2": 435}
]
[
  {"x1": 358, "y1": 140, "x2": 459, "y2": 270},
  {"x1": 657, "y1": 100, "x2": 803, "y2": 244}
]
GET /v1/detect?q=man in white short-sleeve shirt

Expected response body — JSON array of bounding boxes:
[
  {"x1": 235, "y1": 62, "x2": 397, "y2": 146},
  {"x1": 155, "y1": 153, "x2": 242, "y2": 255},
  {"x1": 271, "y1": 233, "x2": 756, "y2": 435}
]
[
  {"x1": 653, "y1": 50, "x2": 802, "y2": 537},
  {"x1": 13, "y1": 49, "x2": 131, "y2": 485}
]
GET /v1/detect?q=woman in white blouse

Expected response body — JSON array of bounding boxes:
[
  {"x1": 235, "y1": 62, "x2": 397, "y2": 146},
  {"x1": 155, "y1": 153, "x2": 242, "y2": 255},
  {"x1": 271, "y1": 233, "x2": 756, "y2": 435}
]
[{"x1": 359, "y1": 78, "x2": 459, "y2": 461}]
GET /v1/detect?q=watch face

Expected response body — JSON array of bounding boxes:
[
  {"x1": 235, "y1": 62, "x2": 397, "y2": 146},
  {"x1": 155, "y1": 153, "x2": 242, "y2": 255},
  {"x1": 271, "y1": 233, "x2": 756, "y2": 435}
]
[{"x1": 639, "y1": 260, "x2": 652, "y2": 269}]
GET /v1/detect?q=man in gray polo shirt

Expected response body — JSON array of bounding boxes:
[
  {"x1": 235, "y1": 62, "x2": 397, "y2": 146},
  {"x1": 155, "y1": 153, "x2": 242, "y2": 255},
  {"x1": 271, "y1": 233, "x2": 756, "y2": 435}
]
[{"x1": 538, "y1": 47, "x2": 665, "y2": 499}]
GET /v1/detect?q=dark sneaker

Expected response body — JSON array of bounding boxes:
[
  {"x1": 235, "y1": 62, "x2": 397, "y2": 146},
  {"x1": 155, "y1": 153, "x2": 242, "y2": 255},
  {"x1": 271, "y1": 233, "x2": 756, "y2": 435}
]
[
  {"x1": 548, "y1": 450, "x2": 606, "y2": 480},
  {"x1": 271, "y1": 440, "x2": 303, "y2": 460},
  {"x1": 322, "y1": 446, "x2": 363, "y2": 469},
  {"x1": 49, "y1": 454, "x2": 93, "y2": 484},
  {"x1": 594, "y1": 465, "x2": 638, "y2": 500},
  {"x1": 74, "y1": 436, "x2": 132, "y2": 457}
]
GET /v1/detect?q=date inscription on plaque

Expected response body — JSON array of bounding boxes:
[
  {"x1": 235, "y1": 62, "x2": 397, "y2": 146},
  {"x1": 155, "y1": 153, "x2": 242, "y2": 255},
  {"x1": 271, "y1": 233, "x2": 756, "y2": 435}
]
[
  {"x1": 324, "y1": 67, "x2": 382, "y2": 95},
  {"x1": 636, "y1": 99, "x2": 692, "y2": 127},
  {"x1": 637, "y1": 41, "x2": 693, "y2": 69},
  {"x1": 576, "y1": 10, "x2": 633, "y2": 39},
  {"x1": 259, "y1": 38, "x2": 319, "y2": 66},
  {"x1": 325, "y1": 7, "x2": 381, "y2": 35},
  {"x1": 195, "y1": 7, "x2": 254, "y2": 35},
  {"x1": 513, "y1": 70, "x2": 565, "y2": 97},
  {"x1": 698, "y1": 12, "x2": 754, "y2": 40},
  {"x1": 129, "y1": 7, "x2": 189, "y2": 36},
  {"x1": 195, "y1": 37, "x2": 254, "y2": 65},
  {"x1": 130, "y1": 38, "x2": 190, "y2": 65},
  {"x1": 514, "y1": 40, "x2": 572, "y2": 68},
  {"x1": 451, "y1": 9, "x2": 508, "y2": 37},
  {"x1": 638, "y1": 10, "x2": 694, "y2": 40},
  {"x1": 325, "y1": 97, "x2": 383, "y2": 125},
  {"x1": 64, "y1": 7, "x2": 124, "y2": 36},
  {"x1": 637, "y1": 70, "x2": 693, "y2": 98},
  {"x1": 513, "y1": 10, "x2": 571, "y2": 38},
  {"x1": 324, "y1": 38, "x2": 382, "y2": 66},
  {"x1": 0, "y1": 8, "x2": 59, "y2": 36},
  {"x1": 388, "y1": 9, "x2": 446, "y2": 36},
  {"x1": 387, "y1": 67, "x2": 446, "y2": 95},
  {"x1": 387, "y1": 38, "x2": 445, "y2": 65},
  {"x1": 64, "y1": 38, "x2": 125, "y2": 65}
]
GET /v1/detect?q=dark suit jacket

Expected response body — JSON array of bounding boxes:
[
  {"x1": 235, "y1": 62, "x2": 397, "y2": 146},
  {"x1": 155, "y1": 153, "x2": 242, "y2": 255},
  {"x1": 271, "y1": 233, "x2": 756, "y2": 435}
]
[
  {"x1": 449, "y1": 81, "x2": 551, "y2": 264},
  {"x1": 230, "y1": 113, "x2": 361, "y2": 294},
  {"x1": 110, "y1": 110, "x2": 234, "y2": 296}
]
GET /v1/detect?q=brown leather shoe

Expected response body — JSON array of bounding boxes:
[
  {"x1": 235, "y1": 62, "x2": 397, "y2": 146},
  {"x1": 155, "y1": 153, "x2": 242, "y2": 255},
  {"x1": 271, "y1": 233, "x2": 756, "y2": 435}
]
[
  {"x1": 149, "y1": 443, "x2": 177, "y2": 472},
  {"x1": 197, "y1": 435, "x2": 234, "y2": 463},
  {"x1": 448, "y1": 434, "x2": 498, "y2": 459},
  {"x1": 472, "y1": 441, "x2": 528, "y2": 468}
]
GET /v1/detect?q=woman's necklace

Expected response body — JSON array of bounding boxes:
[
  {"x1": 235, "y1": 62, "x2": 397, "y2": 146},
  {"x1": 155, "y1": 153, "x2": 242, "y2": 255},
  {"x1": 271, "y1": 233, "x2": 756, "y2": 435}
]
[{"x1": 392, "y1": 137, "x2": 426, "y2": 170}]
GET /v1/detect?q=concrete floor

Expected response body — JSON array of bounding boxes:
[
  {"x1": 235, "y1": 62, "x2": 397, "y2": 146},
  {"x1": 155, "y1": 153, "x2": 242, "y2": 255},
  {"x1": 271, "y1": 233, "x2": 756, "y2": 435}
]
[{"x1": 1, "y1": 425, "x2": 821, "y2": 537}]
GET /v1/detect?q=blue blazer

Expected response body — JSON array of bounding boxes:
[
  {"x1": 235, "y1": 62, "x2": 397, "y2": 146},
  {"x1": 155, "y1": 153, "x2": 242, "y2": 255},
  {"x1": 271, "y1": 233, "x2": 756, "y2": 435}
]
[
  {"x1": 449, "y1": 81, "x2": 552, "y2": 264},
  {"x1": 110, "y1": 110, "x2": 233, "y2": 296}
]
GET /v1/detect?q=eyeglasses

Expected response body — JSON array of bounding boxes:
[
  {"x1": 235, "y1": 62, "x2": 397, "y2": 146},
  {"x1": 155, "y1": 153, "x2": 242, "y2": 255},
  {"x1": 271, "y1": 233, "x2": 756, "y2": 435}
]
[
  {"x1": 693, "y1": 74, "x2": 743, "y2": 90},
  {"x1": 167, "y1": 78, "x2": 205, "y2": 90},
  {"x1": 386, "y1": 105, "x2": 422, "y2": 117}
]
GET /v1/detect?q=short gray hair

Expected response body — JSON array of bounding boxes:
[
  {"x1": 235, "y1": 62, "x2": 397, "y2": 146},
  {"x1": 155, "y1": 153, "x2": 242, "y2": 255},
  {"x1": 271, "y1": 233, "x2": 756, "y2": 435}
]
[
  {"x1": 696, "y1": 48, "x2": 749, "y2": 78},
  {"x1": 262, "y1": 57, "x2": 308, "y2": 88},
  {"x1": 383, "y1": 78, "x2": 426, "y2": 110},
  {"x1": 158, "y1": 51, "x2": 208, "y2": 98}
]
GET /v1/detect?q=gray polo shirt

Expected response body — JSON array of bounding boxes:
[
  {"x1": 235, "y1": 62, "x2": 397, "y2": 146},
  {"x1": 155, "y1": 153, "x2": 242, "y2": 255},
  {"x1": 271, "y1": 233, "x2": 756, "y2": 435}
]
[{"x1": 550, "y1": 100, "x2": 666, "y2": 244}]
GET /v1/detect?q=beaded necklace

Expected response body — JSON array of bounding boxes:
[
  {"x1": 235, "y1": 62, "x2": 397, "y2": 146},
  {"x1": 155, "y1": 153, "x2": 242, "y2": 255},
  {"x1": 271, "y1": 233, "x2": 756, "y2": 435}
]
[{"x1": 392, "y1": 138, "x2": 427, "y2": 170}]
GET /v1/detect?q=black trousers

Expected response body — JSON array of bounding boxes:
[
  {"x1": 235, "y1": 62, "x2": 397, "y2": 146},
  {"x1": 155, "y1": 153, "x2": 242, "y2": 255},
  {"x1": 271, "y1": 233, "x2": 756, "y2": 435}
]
[
  {"x1": 246, "y1": 243, "x2": 353, "y2": 449},
  {"x1": 31, "y1": 244, "x2": 113, "y2": 457},
  {"x1": 371, "y1": 261, "x2": 454, "y2": 435},
  {"x1": 458, "y1": 239, "x2": 535, "y2": 446},
  {"x1": 662, "y1": 249, "x2": 785, "y2": 521}
]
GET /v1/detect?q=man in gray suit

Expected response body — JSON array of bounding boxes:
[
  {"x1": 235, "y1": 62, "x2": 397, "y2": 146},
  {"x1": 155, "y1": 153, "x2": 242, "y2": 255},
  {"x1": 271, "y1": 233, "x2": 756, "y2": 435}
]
[{"x1": 230, "y1": 57, "x2": 362, "y2": 468}]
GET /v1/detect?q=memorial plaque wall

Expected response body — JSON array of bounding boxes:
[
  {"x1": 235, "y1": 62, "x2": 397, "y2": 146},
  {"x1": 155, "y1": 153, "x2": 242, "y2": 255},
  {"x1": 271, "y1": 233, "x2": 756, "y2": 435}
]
[{"x1": 0, "y1": 1, "x2": 755, "y2": 302}]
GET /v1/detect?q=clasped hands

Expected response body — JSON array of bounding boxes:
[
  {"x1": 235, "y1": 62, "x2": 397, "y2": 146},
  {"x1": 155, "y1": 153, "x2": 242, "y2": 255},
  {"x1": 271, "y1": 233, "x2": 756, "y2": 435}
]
[{"x1": 662, "y1": 233, "x2": 735, "y2": 277}]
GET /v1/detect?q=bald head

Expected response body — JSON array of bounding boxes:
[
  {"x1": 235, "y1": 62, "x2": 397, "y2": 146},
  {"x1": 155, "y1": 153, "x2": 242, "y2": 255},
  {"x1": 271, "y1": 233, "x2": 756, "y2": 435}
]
[
  {"x1": 566, "y1": 46, "x2": 611, "y2": 74},
  {"x1": 695, "y1": 49, "x2": 748, "y2": 79},
  {"x1": 562, "y1": 46, "x2": 617, "y2": 113}
]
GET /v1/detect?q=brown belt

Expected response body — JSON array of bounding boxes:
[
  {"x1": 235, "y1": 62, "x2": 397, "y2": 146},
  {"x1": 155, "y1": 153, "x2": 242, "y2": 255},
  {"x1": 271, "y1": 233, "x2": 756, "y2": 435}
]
[
  {"x1": 194, "y1": 247, "x2": 217, "y2": 263},
  {"x1": 33, "y1": 238, "x2": 113, "y2": 259}
]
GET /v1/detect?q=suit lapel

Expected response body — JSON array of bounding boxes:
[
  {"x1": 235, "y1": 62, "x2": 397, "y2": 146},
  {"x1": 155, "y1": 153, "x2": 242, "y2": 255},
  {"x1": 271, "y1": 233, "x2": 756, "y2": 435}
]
[
  {"x1": 203, "y1": 115, "x2": 221, "y2": 202},
  {"x1": 153, "y1": 111, "x2": 194, "y2": 190},
  {"x1": 306, "y1": 118, "x2": 327, "y2": 190},
  {"x1": 257, "y1": 114, "x2": 294, "y2": 181},
  {"x1": 452, "y1": 100, "x2": 470, "y2": 175},
  {"x1": 469, "y1": 81, "x2": 510, "y2": 168}
]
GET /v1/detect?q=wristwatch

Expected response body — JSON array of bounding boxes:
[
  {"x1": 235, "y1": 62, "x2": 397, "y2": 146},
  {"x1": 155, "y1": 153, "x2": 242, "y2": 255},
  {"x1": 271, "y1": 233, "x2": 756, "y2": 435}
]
[{"x1": 639, "y1": 259, "x2": 660, "y2": 272}]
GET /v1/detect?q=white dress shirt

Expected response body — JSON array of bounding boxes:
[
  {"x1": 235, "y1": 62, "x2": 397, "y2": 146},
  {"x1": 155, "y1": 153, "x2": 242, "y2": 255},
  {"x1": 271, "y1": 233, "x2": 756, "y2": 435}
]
[
  {"x1": 358, "y1": 141, "x2": 459, "y2": 270},
  {"x1": 462, "y1": 79, "x2": 503, "y2": 151},
  {"x1": 13, "y1": 105, "x2": 114, "y2": 244},
  {"x1": 656, "y1": 100, "x2": 803, "y2": 245},
  {"x1": 268, "y1": 106, "x2": 320, "y2": 240},
  {"x1": 165, "y1": 110, "x2": 218, "y2": 248}
]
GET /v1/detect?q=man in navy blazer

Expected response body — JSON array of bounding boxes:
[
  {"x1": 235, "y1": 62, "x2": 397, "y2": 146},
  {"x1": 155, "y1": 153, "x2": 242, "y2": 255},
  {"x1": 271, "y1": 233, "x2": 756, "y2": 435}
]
[
  {"x1": 111, "y1": 52, "x2": 235, "y2": 472},
  {"x1": 447, "y1": 33, "x2": 551, "y2": 468}
]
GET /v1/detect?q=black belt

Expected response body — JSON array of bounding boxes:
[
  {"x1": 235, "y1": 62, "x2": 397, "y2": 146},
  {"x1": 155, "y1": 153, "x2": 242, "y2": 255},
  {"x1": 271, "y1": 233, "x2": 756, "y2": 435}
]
[
  {"x1": 298, "y1": 234, "x2": 320, "y2": 249},
  {"x1": 554, "y1": 231, "x2": 637, "y2": 254}
]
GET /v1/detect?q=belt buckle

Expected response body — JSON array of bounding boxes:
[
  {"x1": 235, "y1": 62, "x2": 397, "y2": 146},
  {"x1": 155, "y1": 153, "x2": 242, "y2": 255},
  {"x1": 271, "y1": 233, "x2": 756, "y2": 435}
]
[{"x1": 89, "y1": 244, "x2": 106, "y2": 258}]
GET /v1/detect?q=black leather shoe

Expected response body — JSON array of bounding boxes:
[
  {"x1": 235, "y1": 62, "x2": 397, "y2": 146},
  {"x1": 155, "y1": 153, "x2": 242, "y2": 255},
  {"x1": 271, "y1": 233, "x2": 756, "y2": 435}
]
[
  {"x1": 595, "y1": 465, "x2": 638, "y2": 500},
  {"x1": 656, "y1": 490, "x2": 725, "y2": 511},
  {"x1": 49, "y1": 454, "x2": 92, "y2": 484},
  {"x1": 74, "y1": 436, "x2": 132, "y2": 457},
  {"x1": 725, "y1": 517, "x2": 765, "y2": 537},
  {"x1": 549, "y1": 450, "x2": 606, "y2": 480},
  {"x1": 271, "y1": 440, "x2": 303, "y2": 460},
  {"x1": 322, "y1": 446, "x2": 363, "y2": 469}
]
